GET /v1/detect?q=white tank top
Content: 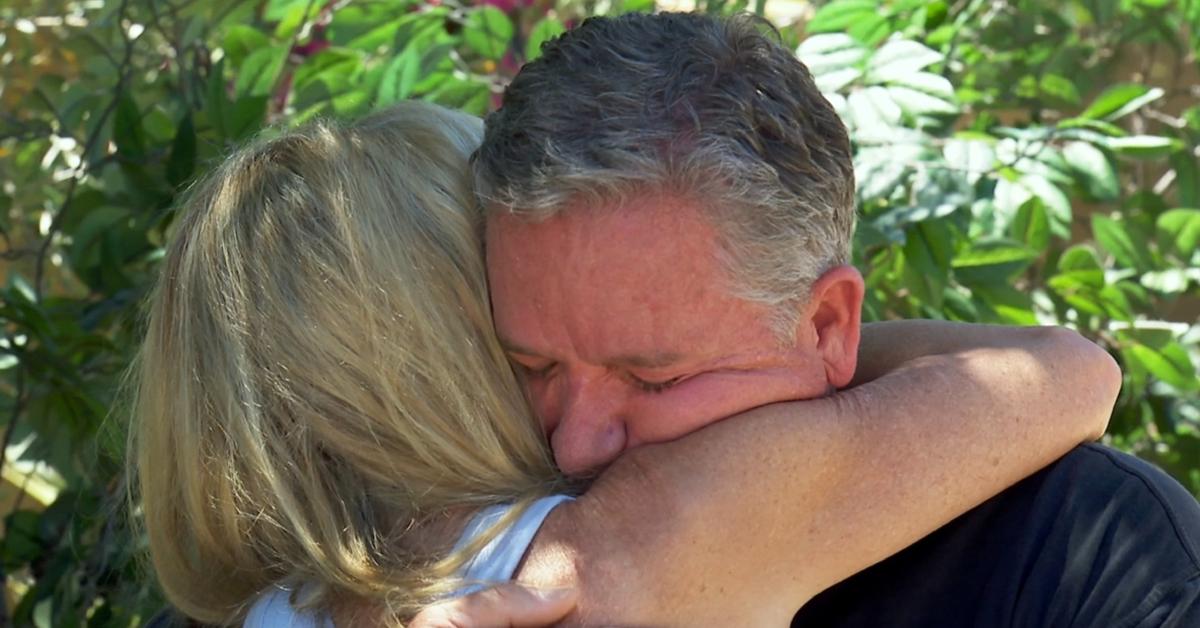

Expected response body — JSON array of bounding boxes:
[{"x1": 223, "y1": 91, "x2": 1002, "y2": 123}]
[{"x1": 242, "y1": 495, "x2": 573, "y2": 627}]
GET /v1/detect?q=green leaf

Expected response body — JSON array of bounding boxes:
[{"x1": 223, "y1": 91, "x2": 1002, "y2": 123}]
[
  {"x1": 953, "y1": 242, "x2": 1037, "y2": 267},
  {"x1": 428, "y1": 78, "x2": 491, "y2": 116},
  {"x1": 901, "y1": 219, "x2": 953, "y2": 308},
  {"x1": 464, "y1": 7, "x2": 514, "y2": 61},
  {"x1": 868, "y1": 40, "x2": 943, "y2": 79},
  {"x1": 377, "y1": 48, "x2": 420, "y2": 106},
  {"x1": 944, "y1": 137, "x2": 994, "y2": 184},
  {"x1": 1092, "y1": 214, "x2": 1150, "y2": 269},
  {"x1": 617, "y1": 0, "x2": 655, "y2": 12},
  {"x1": 1140, "y1": 269, "x2": 1195, "y2": 293},
  {"x1": 234, "y1": 46, "x2": 287, "y2": 98},
  {"x1": 67, "y1": 206, "x2": 128, "y2": 278},
  {"x1": 1080, "y1": 84, "x2": 1164, "y2": 121},
  {"x1": 223, "y1": 24, "x2": 271, "y2": 67},
  {"x1": 1010, "y1": 198, "x2": 1050, "y2": 251},
  {"x1": 885, "y1": 85, "x2": 958, "y2": 116},
  {"x1": 344, "y1": 19, "x2": 403, "y2": 51},
  {"x1": 1170, "y1": 151, "x2": 1199, "y2": 207},
  {"x1": 526, "y1": 18, "x2": 566, "y2": 62},
  {"x1": 1056, "y1": 117, "x2": 1128, "y2": 137},
  {"x1": 274, "y1": 0, "x2": 323, "y2": 39},
  {"x1": 2, "y1": 510, "x2": 43, "y2": 567},
  {"x1": 815, "y1": 67, "x2": 863, "y2": 93},
  {"x1": 1156, "y1": 208, "x2": 1200, "y2": 258},
  {"x1": 807, "y1": 0, "x2": 879, "y2": 33},
  {"x1": 1105, "y1": 135, "x2": 1183, "y2": 159},
  {"x1": 112, "y1": 94, "x2": 146, "y2": 160},
  {"x1": 848, "y1": 13, "x2": 891, "y2": 46},
  {"x1": 294, "y1": 48, "x2": 364, "y2": 91},
  {"x1": 1126, "y1": 341, "x2": 1199, "y2": 391},
  {"x1": 886, "y1": 71, "x2": 956, "y2": 101},
  {"x1": 330, "y1": 90, "x2": 369, "y2": 116},
  {"x1": 1019, "y1": 174, "x2": 1072, "y2": 238},
  {"x1": 1039, "y1": 73, "x2": 1080, "y2": 106},
  {"x1": 848, "y1": 87, "x2": 901, "y2": 130},
  {"x1": 166, "y1": 112, "x2": 197, "y2": 188},
  {"x1": 1063, "y1": 141, "x2": 1118, "y2": 200},
  {"x1": 855, "y1": 146, "x2": 913, "y2": 202},
  {"x1": 264, "y1": 0, "x2": 307, "y2": 20},
  {"x1": 941, "y1": 285, "x2": 978, "y2": 321},
  {"x1": 1098, "y1": 283, "x2": 1135, "y2": 321},
  {"x1": 1052, "y1": 244, "x2": 1105, "y2": 288},
  {"x1": 206, "y1": 58, "x2": 230, "y2": 140},
  {"x1": 797, "y1": 33, "x2": 865, "y2": 73},
  {"x1": 227, "y1": 95, "x2": 269, "y2": 141},
  {"x1": 953, "y1": 240, "x2": 1037, "y2": 285},
  {"x1": 970, "y1": 283, "x2": 1037, "y2": 325}
]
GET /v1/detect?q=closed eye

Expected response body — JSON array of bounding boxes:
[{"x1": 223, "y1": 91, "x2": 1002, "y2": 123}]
[
  {"x1": 631, "y1": 374, "x2": 687, "y2": 394},
  {"x1": 514, "y1": 359, "x2": 556, "y2": 379}
]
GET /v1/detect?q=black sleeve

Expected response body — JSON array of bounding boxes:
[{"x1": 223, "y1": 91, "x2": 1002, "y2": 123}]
[
  {"x1": 794, "y1": 444, "x2": 1200, "y2": 628},
  {"x1": 1121, "y1": 574, "x2": 1200, "y2": 628}
]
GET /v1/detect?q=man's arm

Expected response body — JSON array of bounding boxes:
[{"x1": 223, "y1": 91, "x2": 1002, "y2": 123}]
[{"x1": 517, "y1": 323, "x2": 1120, "y2": 625}]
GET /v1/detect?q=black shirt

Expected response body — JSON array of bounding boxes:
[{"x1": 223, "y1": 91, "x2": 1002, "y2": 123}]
[{"x1": 793, "y1": 444, "x2": 1200, "y2": 627}]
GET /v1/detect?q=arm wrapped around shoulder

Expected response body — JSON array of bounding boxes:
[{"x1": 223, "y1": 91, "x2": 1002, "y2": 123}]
[{"x1": 517, "y1": 323, "x2": 1123, "y2": 625}]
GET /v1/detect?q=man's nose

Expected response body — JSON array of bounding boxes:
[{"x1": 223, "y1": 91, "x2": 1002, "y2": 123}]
[{"x1": 547, "y1": 375, "x2": 628, "y2": 476}]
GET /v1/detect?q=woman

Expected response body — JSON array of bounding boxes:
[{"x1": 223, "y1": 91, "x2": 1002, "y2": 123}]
[{"x1": 130, "y1": 101, "x2": 1119, "y2": 626}]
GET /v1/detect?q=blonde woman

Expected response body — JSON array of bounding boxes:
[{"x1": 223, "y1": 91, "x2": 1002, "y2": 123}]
[{"x1": 130, "y1": 101, "x2": 1119, "y2": 627}]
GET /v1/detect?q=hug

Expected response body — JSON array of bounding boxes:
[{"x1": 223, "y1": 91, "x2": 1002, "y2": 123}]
[{"x1": 132, "y1": 12, "x2": 1200, "y2": 628}]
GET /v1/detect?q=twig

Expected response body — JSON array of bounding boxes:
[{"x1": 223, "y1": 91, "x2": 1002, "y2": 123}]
[{"x1": 1143, "y1": 108, "x2": 1186, "y2": 129}]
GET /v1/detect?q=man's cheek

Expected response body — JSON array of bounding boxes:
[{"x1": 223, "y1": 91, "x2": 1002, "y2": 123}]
[
  {"x1": 630, "y1": 387, "x2": 742, "y2": 443},
  {"x1": 631, "y1": 377, "x2": 805, "y2": 443}
]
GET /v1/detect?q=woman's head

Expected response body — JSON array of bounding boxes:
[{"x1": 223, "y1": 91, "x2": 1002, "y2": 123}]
[{"x1": 132, "y1": 102, "x2": 560, "y2": 623}]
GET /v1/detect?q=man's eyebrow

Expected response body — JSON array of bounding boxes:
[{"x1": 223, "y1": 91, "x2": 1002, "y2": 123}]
[{"x1": 499, "y1": 337, "x2": 544, "y2": 358}]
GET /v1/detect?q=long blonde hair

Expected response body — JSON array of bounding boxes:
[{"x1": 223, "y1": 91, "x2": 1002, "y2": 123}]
[{"x1": 130, "y1": 102, "x2": 564, "y2": 624}]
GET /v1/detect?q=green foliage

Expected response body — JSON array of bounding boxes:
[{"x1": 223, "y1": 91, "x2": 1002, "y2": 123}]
[
  {"x1": 0, "y1": 0, "x2": 1197, "y2": 623},
  {"x1": 807, "y1": 0, "x2": 1200, "y2": 494}
]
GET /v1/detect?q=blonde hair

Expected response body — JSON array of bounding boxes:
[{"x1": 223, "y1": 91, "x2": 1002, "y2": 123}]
[{"x1": 130, "y1": 102, "x2": 564, "y2": 624}]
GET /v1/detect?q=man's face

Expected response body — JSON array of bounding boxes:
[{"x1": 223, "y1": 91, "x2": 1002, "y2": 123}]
[{"x1": 486, "y1": 194, "x2": 837, "y2": 476}]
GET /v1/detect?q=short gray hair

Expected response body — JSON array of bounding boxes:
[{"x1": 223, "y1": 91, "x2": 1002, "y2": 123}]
[{"x1": 473, "y1": 12, "x2": 856, "y2": 330}]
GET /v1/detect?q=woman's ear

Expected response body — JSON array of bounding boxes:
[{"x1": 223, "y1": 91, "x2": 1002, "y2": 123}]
[{"x1": 803, "y1": 265, "x2": 864, "y2": 389}]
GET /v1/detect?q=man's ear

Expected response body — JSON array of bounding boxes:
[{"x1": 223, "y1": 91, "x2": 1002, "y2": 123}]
[{"x1": 802, "y1": 265, "x2": 864, "y2": 389}]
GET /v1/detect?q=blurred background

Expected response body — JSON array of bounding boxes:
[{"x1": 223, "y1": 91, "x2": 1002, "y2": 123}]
[{"x1": 0, "y1": 0, "x2": 1198, "y2": 624}]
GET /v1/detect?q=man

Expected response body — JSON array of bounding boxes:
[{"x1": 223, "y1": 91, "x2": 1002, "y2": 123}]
[{"x1": 422, "y1": 11, "x2": 1200, "y2": 627}]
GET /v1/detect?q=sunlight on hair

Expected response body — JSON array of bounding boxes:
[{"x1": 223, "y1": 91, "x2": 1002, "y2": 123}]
[{"x1": 129, "y1": 102, "x2": 565, "y2": 625}]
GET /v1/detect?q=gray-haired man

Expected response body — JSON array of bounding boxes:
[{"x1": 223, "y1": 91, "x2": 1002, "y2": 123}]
[{"x1": 422, "y1": 11, "x2": 1200, "y2": 627}]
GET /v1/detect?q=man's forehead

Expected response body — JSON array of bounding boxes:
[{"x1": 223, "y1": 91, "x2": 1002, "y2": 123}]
[{"x1": 485, "y1": 198, "x2": 724, "y2": 276}]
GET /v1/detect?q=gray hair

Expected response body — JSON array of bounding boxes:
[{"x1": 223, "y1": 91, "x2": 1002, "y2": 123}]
[{"x1": 473, "y1": 12, "x2": 856, "y2": 331}]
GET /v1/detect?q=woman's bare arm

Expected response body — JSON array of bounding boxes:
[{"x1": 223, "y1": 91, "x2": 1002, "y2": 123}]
[{"x1": 516, "y1": 322, "x2": 1120, "y2": 625}]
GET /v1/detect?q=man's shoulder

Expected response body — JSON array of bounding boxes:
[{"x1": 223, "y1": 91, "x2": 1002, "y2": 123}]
[
  {"x1": 1036, "y1": 443, "x2": 1200, "y2": 570},
  {"x1": 795, "y1": 445, "x2": 1200, "y2": 628}
]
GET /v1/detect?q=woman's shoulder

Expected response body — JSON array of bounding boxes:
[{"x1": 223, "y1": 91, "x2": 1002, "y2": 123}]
[
  {"x1": 243, "y1": 585, "x2": 331, "y2": 628},
  {"x1": 242, "y1": 495, "x2": 573, "y2": 625},
  {"x1": 454, "y1": 494, "x2": 575, "y2": 591}
]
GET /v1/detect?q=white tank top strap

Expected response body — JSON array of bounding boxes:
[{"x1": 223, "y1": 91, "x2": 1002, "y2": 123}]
[
  {"x1": 452, "y1": 494, "x2": 575, "y2": 594},
  {"x1": 241, "y1": 494, "x2": 572, "y2": 626},
  {"x1": 243, "y1": 584, "x2": 331, "y2": 628}
]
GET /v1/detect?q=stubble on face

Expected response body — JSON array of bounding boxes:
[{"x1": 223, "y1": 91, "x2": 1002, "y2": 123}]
[{"x1": 485, "y1": 194, "x2": 832, "y2": 476}]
